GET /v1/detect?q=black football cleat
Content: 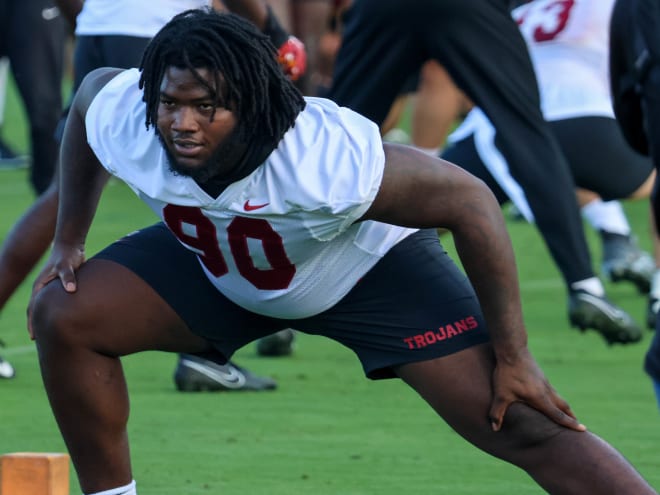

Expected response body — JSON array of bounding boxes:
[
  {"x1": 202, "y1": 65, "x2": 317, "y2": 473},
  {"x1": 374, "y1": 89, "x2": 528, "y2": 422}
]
[
  {"x1": 174, "y1": 353, "x2": 276, "y2": 392},
  {"x1": 568, "y1": 290, "x2": 642, "y2": 345}
]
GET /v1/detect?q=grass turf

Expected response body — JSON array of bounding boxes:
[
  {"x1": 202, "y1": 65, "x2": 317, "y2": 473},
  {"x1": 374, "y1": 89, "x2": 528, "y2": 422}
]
[{"x1": 0, "y1": 75, "x2": 658, "y2": 494}]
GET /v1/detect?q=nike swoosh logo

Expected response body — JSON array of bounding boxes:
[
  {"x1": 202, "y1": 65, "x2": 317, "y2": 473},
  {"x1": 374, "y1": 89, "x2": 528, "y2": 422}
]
[
  {"x1": 179, "y1": 358, "x2": 247, "y2": 388},
  {"x1": 244, "y1": 200, "x2": 269, "y2": 211}
]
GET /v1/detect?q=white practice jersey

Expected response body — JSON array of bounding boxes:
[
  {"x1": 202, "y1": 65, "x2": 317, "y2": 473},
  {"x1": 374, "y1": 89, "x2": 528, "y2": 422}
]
[
  {"x1": 513, "y1": 0, "x2": 616, "y2": 120},
  {"x1": 86, "y1": 69, "x2": 416, "y2": 319},
  {"x1": 76, "y1": 0, "x2": 211, "y2": 38}
]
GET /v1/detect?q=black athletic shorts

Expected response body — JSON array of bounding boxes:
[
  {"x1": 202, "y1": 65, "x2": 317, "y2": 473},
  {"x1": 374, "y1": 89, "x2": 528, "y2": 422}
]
[
  {"x1": 94, "y1": 224, "x2": 490, "y2": 379},
  {"x1": 442, "y1": 116, "x2": 653, "y2": 204}
]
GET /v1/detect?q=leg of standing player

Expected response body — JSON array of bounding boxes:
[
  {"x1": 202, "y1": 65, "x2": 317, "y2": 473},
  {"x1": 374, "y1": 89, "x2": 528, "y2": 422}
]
[{"x1": 7, "y1": 0, "x2": 66, "y2": 195}]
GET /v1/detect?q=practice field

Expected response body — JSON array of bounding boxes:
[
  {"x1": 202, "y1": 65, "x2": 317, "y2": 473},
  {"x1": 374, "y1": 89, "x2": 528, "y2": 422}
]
[{"x1": 1, "y1": 78, "x2": 659, "y2": 494}]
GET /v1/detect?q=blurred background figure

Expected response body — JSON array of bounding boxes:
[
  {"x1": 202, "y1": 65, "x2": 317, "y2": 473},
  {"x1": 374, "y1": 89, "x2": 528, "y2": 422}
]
[
  {"x1": 0, "y1": 0, "x2": 70, "y2": 377},
  {"x1": 442, "y1": 0, "x2": 659, "y2": 331},
  {"x1": 609, "y1": 0, "x2": 660, "y2": 410},
  {"x1": 0, "y1": 56, "x2": 28, "y2": 167},
  {"x1": 0, "y1": 0, "x2": 67, "y2": 193},
  {"x1": 326, "y1": 0, "x2": 642, "y2": 345}
]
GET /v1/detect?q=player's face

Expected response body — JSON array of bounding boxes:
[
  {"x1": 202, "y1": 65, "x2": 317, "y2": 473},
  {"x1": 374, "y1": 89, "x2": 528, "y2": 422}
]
[{"x1": 157, "y1": 66, "x2": 241, "y2": 182}]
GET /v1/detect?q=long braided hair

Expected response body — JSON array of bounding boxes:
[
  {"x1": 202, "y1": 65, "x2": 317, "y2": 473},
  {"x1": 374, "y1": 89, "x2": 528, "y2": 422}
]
[{"x1": 139, "y1": 8, "x2": 305, "y2": 148}]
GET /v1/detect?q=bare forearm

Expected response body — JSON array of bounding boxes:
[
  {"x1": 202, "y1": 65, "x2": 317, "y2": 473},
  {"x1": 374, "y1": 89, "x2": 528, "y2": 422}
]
[
  {"x1": 450, "y1": 194, "x2": 529, "y2": 360},
  {"x1": 55, "y1": 87, "x2": 109, "y2": 248}
]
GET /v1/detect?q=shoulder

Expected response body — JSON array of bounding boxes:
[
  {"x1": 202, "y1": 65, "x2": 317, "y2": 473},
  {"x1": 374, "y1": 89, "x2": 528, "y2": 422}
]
[
  {"x1": 264, "y1": 97, "x2": 384, "y2": 215},
  {"x1": 298, "y1": 97, "x2": 380, "y2": 141},
  {"x1": 75, "y1": 67, "x2": 129, "y2": 115}
]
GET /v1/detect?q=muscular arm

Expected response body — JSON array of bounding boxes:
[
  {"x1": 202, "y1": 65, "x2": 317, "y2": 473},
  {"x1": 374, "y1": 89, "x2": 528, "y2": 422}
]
[
  {"x1": 362, "y1": 143, "x2": 526, "y2": 360},
  {"x1": 362, "y1": 144, "x2": 582, "y2": 431},
  {"x1": 33, "y1": 68, "x2": 118, "y2": 294}
]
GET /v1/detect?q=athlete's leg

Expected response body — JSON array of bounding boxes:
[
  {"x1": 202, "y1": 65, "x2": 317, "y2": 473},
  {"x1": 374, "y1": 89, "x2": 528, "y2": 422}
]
[
  {"x1": 294, "y1": 230, "x2": 654, "y2": 491},
  {"x1": 0, "y1": 178, "x2": 58, "y2": 311},
  {"x1": 31, "y1": 258, "x2": 211, "y2": 494},
  {"x1": 327, "y1": 0, "x2": 427, "y2": 124},
  {"x1": 394, "y1": 345, "x2": 657, "y2": 494},
  {"x1": 549, "y1": 117, "x2": 654, "y2": 201},
  {"x1": 550, "y1": 116, "x2": 658, "y2": 296},
  {"x1": 431, "y1": 0, "x2": 593, "y2": 288},
  {"x1": 8, "y1": 0, "x2": 66, "y2": 194},
  {"x1": 411, "y1": 60, "x2": 470, "y2": 154}
]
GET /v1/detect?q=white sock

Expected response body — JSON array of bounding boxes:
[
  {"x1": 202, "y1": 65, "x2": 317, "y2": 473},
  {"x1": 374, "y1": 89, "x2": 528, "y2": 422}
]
[
  {"x1": 570, "y1": 277, "x2": 605, "y2": 296},
  {"x1": 85, "y1": 480, "x2": 136, "y2": 495},
  {"x1": 581, "y1": 199, "x2": 630, "y2": 236}
]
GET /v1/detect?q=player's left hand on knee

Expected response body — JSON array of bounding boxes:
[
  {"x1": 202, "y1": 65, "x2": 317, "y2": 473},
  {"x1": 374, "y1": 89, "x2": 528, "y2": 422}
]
[{"x1": 488, "y1": 349, "x2": 587, "y2": 433}]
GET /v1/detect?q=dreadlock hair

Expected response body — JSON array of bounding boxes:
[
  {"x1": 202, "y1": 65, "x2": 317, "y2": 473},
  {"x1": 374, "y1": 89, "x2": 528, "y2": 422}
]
[{"x1": 139, "y1": 8, "x2": 305, "y2": 148}]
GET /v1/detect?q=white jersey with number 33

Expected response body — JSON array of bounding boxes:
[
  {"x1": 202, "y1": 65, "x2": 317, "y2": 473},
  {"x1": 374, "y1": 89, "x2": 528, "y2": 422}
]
[
  {"x1": 513, "y1": 0, "x2": 617, "y2": 120},
  {"x1": 85, "y1": 69, "x2": 416, "y2": 319}
]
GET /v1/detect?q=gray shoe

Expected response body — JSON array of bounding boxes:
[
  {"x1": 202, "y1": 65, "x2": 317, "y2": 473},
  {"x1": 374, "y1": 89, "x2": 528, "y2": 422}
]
[
  {"x1": 256, "y1": 329, "x2": 296, "y2": 357},
  {"x1": 174, "y1": 354, "x2": 276, "y2": 392},
  {"x1": 601, "y1": 233, "x2": 655, "y2": 293},
  {"x1": 568, "y1": 290, "x2": 642, "y2": 345}
]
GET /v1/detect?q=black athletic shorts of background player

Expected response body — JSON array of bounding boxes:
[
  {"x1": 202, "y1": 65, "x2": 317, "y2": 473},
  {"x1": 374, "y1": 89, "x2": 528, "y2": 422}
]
[{"x1": 442, "y1": 116, "x2": 654, "y2": 204}]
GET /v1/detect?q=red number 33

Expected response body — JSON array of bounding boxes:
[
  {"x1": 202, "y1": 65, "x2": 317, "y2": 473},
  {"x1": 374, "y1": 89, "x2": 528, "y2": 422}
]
[
  {"x1": 517, "y1": 0, "x2": 575, "y2": 42},
  {"x1": 163, "y1": 204, "x2": 295, "y2": 290}
]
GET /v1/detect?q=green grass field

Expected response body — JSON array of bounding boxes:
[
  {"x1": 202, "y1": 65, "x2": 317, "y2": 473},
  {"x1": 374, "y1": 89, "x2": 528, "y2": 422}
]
[{"x1": 1, "y1": 75, "x2": 659, "y2": 494}]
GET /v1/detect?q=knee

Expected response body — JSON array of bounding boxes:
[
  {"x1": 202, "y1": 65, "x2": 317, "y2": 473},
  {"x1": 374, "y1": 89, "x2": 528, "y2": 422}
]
[
  {"x1": 31, "y1": 282, "x2": 88, "y2": 349},
  {"x1": 489, "y1": 403, "x2": 567, "y2": 464}
]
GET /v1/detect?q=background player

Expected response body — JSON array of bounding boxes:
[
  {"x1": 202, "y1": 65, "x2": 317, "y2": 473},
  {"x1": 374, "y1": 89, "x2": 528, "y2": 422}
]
[
  {"x1": 325, "y1": 0, "x2": 640, "y2": 345},
  {"x1": 609, "y1": 0, "x2": 660, "y2": 409},
  {"x1": 442, "y1": 0, "x2": 658, "y2": 335}
]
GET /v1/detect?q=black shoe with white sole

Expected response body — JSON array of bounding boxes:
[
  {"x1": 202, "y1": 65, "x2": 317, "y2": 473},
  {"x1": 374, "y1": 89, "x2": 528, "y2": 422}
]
[
  {"x1": 174, "y1": 353, "x2": 277, "y2": 392},
  {"x1": 568, "y1": 290, "x2": 642, "y2": 345}
]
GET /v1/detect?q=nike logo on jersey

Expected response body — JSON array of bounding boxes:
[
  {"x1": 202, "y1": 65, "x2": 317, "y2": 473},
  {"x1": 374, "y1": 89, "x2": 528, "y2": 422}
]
[{"x1": 244, "y1": 200, "x2": 269, "y2": 211}]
